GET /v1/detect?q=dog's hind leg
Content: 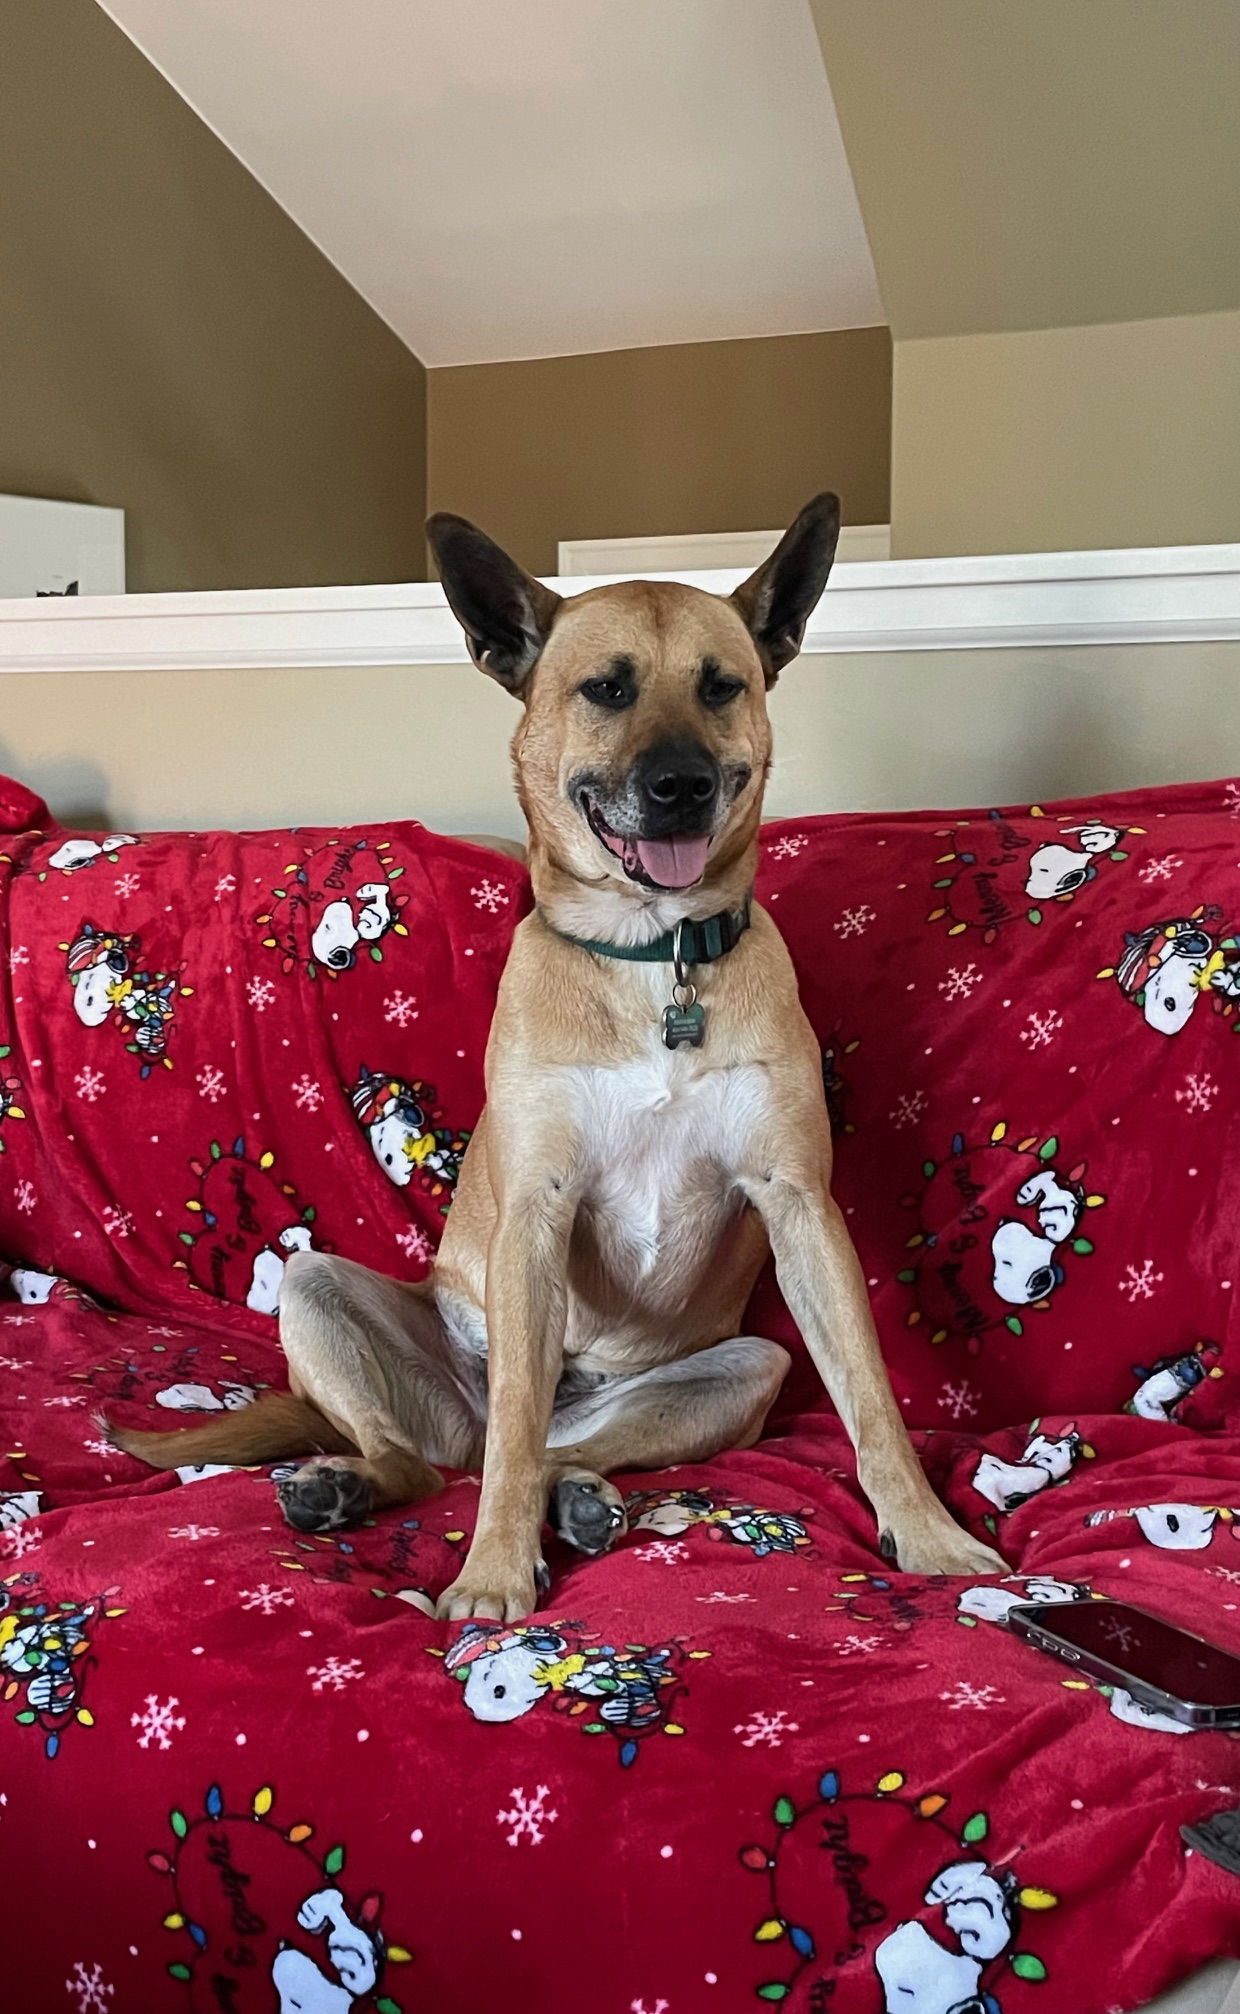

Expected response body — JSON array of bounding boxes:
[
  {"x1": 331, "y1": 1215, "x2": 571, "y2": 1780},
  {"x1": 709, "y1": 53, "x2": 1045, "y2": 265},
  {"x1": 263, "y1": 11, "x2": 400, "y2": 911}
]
[
  {"x1": 274, "y1": 1250, "x2": 483, "y2": 1534},
  {"x1": 544, "y1": 1336, "x2": 790, "y2": 1556}
]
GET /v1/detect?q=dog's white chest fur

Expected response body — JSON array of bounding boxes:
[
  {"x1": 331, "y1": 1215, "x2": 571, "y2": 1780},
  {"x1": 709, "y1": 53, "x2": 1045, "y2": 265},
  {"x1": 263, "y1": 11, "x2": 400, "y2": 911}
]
[{"x1": 563, "y1": 1039, "x2": 767, "y2": 1330}]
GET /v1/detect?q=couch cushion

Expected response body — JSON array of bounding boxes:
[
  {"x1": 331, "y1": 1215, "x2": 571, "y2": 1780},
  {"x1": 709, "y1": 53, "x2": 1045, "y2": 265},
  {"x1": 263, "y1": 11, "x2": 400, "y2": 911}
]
[{"x1": 2, "y1": 775, "x2": 1237, "y2": 1433}]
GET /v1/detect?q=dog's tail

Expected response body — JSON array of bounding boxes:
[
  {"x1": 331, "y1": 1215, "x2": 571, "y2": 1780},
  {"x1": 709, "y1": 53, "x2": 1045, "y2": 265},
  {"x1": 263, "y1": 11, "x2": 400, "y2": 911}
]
[{"x1": 102, "y1": 1391, "x2": 353, "y2": 1471}]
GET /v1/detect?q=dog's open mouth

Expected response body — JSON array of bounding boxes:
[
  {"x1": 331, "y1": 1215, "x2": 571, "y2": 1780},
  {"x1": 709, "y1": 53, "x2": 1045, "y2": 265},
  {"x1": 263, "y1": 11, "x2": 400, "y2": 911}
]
[{"x1": 584, "y1": 798, "x2": 712, "y2": 891}]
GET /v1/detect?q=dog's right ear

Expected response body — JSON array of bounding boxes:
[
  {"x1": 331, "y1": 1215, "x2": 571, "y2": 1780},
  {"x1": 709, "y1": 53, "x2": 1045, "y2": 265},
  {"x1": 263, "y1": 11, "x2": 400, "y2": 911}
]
[{"x1": 428, "y1": 514, "x2": 561, "y2": 697}]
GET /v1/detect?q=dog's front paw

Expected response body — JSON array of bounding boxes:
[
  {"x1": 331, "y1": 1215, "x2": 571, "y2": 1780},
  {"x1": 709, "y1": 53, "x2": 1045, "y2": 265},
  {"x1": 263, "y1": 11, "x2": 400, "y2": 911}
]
[
  {"x1": 436, "y1": 1555, "x2": 550, "y2": 1624},
  {"x1": 882, "y1": 1514, "x2": 1006, "y2": 1578}
]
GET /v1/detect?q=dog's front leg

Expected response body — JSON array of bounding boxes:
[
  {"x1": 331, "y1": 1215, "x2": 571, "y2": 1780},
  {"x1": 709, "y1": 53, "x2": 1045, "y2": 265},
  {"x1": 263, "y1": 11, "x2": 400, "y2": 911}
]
[
  {"x1": 437, "y1": 1164, "x2": 577, "y2": 1623},
  {"x1": 739, "y1": 1142, "x2": 1004, "y2": 1577}
]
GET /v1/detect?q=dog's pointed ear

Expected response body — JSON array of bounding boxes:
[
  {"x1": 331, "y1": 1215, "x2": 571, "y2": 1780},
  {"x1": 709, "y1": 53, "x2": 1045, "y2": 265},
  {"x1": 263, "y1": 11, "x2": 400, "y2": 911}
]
[
  {"x1": 729, "y1": 492, "x2": 840, "y2": 685},
  {"x1": 428, "y1": 513, "x2": 561, "y2": 697}
]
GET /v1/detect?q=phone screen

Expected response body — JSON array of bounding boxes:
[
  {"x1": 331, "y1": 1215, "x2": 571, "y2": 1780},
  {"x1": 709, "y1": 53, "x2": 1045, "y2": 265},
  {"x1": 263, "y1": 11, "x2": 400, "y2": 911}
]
[{"x1": 1026, "y1": 1601, "x2": 1240, "y2": 1706}]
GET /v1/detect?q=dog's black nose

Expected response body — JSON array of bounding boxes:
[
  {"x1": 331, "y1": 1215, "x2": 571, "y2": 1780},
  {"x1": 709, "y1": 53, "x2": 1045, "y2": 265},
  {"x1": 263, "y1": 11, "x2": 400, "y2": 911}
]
[
  {"x1": 1027, "y1": 1266, "x2": 1055, "y2": 1300},
  {"x1": 633, "y1": 739, "x2": 720, "y2": 828}
]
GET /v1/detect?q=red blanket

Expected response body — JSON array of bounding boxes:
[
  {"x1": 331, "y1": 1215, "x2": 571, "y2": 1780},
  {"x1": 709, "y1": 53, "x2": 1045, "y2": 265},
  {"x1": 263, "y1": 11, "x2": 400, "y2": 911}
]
[{"x1": 4, "y1": 776, "x2": 1240, "y2": 2013}]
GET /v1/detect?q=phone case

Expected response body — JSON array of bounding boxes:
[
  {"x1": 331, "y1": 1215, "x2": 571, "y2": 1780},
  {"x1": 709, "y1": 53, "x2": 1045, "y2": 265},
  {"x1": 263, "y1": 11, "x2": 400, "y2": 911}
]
[{"x1": 1006, "y1": 1603, "x2": 1240, "y2": 1729}]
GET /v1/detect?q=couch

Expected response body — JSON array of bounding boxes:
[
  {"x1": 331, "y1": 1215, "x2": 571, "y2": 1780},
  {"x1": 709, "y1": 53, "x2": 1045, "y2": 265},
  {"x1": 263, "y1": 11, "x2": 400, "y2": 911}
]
[{"x1": 3, "y1": 768, "x2": 1240, "y2": 2014}]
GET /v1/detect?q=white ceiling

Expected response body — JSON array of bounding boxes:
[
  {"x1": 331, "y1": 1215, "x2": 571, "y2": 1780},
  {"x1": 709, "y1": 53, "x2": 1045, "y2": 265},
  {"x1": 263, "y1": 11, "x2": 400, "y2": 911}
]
[{"x1": 97, "y1": 0, "x2": 882, "y2": 368}]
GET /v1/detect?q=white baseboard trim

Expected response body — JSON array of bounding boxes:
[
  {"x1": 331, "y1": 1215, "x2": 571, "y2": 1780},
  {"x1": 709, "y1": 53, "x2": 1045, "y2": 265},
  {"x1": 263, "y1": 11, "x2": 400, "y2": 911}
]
[{"x1": 2, "y1": 543, "x2": 1238, "y2": 674}]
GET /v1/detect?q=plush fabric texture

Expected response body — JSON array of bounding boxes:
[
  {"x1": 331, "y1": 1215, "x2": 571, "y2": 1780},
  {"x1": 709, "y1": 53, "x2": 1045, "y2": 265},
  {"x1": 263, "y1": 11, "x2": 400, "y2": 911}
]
[{"x1": 3, "y1": 775, "x2": 1240, "y2": 2014}]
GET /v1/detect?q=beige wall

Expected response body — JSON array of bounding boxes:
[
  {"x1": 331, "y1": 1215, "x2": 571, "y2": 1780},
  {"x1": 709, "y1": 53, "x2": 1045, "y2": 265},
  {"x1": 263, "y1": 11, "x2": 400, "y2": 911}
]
[
  {"x1": 6, "y1": 642, "x2": 1238, "y2": 840},
  {"x1": 426, "y1": 329, "x2": 892, "y2": 577},
  {"x1": 811, "y1": 0, "x2": 1240, "y2": 340},
  {"x1": 0, "y1": 0, "x2": 425, "y2": 592},
  {"x1": 891, "y1": 311, "x2": 1240, "y2": 558}
]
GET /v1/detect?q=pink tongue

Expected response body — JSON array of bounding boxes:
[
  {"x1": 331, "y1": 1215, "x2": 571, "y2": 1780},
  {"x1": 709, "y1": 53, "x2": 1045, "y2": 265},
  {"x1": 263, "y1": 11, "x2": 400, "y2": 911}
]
[{"x1": 634, "y1": 835, "x2": 712, "y2": 889}]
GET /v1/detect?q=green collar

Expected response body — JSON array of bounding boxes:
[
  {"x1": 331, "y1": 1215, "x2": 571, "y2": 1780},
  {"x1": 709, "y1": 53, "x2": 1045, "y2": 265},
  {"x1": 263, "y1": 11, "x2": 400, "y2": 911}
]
[{"x1": 548, "y1": 897, "x2": 752, "y2": 967}]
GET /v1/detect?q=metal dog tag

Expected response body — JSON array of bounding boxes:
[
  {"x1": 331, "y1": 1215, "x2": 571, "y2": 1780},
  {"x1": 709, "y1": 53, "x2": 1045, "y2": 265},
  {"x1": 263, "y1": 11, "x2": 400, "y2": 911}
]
[{"x1": 663, "y1": 981, "x2": 705, "y2": 1049}]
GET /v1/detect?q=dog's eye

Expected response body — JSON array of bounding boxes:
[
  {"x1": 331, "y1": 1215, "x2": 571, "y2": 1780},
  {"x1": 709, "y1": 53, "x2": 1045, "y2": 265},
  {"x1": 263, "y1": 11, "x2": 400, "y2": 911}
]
[
  {"x1": 698, "y1": 659, "x2": 746, "y2": 709},
  {"x1": 580, "y1": 674, "x2": 635, "y2": 711}
]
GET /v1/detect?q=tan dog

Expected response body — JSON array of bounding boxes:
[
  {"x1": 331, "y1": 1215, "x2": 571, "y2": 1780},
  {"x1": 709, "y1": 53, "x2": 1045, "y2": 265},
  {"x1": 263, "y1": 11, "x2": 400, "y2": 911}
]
[{"x1": 113, "y1": 495, "x2": 1003, "y2": 1619}]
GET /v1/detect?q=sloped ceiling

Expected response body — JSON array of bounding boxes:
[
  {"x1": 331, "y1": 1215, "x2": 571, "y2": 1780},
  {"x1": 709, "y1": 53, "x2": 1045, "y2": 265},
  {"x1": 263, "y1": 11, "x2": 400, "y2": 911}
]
[
  {"x1": 811, "y1": 0, "x2": 1240, "y2": 338},
  {"x1": 96, "y1": 0, "x2": 882, "y2": 367}
]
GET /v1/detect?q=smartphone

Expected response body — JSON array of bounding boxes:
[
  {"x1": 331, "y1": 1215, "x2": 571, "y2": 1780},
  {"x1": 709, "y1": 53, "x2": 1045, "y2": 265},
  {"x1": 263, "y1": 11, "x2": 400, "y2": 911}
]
[{"x1": 1007, "y1": 1598, "x2": 1240, "y2": 1728}]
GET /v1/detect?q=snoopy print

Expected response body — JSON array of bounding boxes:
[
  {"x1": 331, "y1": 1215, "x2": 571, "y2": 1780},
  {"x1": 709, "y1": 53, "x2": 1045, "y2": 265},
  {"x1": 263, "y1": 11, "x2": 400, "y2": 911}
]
[
  {"x1": 1128, "y1": 1344, "x2": 1223, "y2": 1422},
  {"x1": 875, "y1": 1860, "x2": 1020, "y2": 2014},
  {"x1": 271, "y1": 1887, "x2": 384, "y2": 2014},
  {"x1": 46, "y1": 834, "x2": 137, "y2": 874},
  {"x1": 929, "y1": 808, "x2": 1134, "y2": 941},
  {"x1": 349, "y1": 1066, "x2": 469, "y2": 1204},
  {"x1": 1103, "y1": 911, "x2": 1240, "y2": 1036},
  {"x1": 903, "y1": 1126, "x2": 1103, "y2": 1349},
  {"x1": 1085, "y1": 1503, "x2": 1239, "y2": 1551},
  {"x1": 442, "y1": 1620, "x2": 693, "y2": 1765},
  {"x1": 972, "y1": 1424, "x2": 1093, "y2": 1515},
  {"x1": 257, "y1": 837, "x2": 408, "y2": 980},
  {"x1": 1023, "y1": 822, "x2": 1123, "y2": 900}
]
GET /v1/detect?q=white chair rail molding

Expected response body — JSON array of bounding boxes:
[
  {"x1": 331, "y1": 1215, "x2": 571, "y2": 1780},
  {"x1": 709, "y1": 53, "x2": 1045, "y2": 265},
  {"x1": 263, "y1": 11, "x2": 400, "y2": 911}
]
[{"x1": 2, "y1": 543, "x2": 1239, "y2": 674}]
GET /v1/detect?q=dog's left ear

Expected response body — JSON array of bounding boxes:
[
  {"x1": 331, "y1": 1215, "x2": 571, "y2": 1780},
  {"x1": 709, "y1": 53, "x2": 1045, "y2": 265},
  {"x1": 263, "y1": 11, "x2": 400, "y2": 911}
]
[
  {"x1": 428, "y1": 513, "x2": 562, "y2": 697},
  {"x1": 729, "y1": 492, "x2": 840, "y2": 685}
]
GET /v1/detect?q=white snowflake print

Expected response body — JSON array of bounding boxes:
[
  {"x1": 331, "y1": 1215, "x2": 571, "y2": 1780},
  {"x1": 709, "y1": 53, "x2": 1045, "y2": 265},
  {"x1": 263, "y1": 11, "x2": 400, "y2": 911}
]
[
  {"x1": 101, "y1": 1205, "x2": 134, "y2": 1240},
  {"x1": 240, "y1": 1582, "x2": 295, "y2": 1615},
  {"x1": 697, "y1": 1590, "x2": 755, "y2": 1603},
  {"x1": 292, "y1": 1074, "x2": 323, "y2": 1113},
  {"x1": 1211, "y1": 1565, "x2": 1240, "y2": 1586},
  {"x1": 8, "y1": 943, "x2": 29, "y2": 971},
  {"x1": 44, "y1": 1394, "x2": 86, "y2": 1408},
  {"x1": 1176, "y1": 1072, "x2": 1217, "y2": 1114},
  {"x1": 1120, "y1": 1260, "x2": 1164, "y2": 1303},
  {"x1": 1020, "y1": 1008, "x2": 1063, "y2": 1050},
  {"x1": 113, "y1": 870, "x2": 141, "y2": 899},
  {"x1": 940, "y1": 1680, "x2": 1005, "y2": 1711},
  {"x1": 1138, "y1": 854, "x2": 1183, "y2": 886},
  {"x1": 131, "y1": 1693, "x2": 186, "y2": 1750},
  {"x1": 308, "y1": 1654, "x2": 365, "y2": 1693},
  {"x1": 65, "y1": 1960, "x2": 114, "y2": 2014},
  {"x1": 2, "y1": 1522, "x2": 41, "y2": 1560},
  {"x1": 497, "y1": 1783, "x2": 558, "y2": 1846},
  {"x1": 14, "y1": 1179, "x2": 36, "y2": 1215},
  {"x1": 396, "y1": 1222, "x2": 433, "y2": 1264},
  {"x1": 834, "y1": 904, "x2": 876, "y2": 940},
  {"x1": 471, "y1": 878, "x2": 511, "y2": 914},
  {"x1": 246, "y1": 976, "x2": 276, "y2": 1013},
  {"x1": 633, "y1": 1539, "x2": 691, "y2": 1565},
  {"x1": 196, "y1": 1064, "x2": 226, "y2": 1103},
  {"x1": 888, "y1": 1089, "x2": 927, "y2": 1130},
  {"x1": 74, "y1": 1065, "x2": 106, "y2": 1103},
  {"x1": 938, "y1": 963, "x2": 982, "y2": 1003},
  {"x1": 168, "y1": 1523, "x2": 220, "y2": 1541},
  {"x1": 1226, "y1": 781, "x2": 1240, "y2": 819},
  {"x1": 834, "y1": 1633, "x2": 883, "y2": 1657},
  {"x1": 3, "y1": 1314, "x2": 36, "y2": 1329},
  {"x1": 213, "y1": 873, "x2": 237, "y2": 900},
  {"x1": 938, "y1": 1378, "x2": 981, "y2": 1422},
  {"x1": 734, "y1": 1708, "x2": 800, "y2": 1749},
  {"x1": 83, "y1": 1437, "x2": 113, "y2": 1458},
  {"x1": 0, "y1": 1356, "x2": 32, "y2": 1371},
  {"x1": 384, "y1": 991, "x2": 419, "y2": 1028},
  {"x1": 631, "y1": 2001, "x2": 670, "y2": 2014},
  {"x1": 394, "y1": 1223, "x2": 434, "y2": 1266},
  {"x1": 147, "y1": 1324, "x2": 181, "y2": 1338},
  {"x1": 769, "y1": 834, "x2": 808, "y2": 861}
]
